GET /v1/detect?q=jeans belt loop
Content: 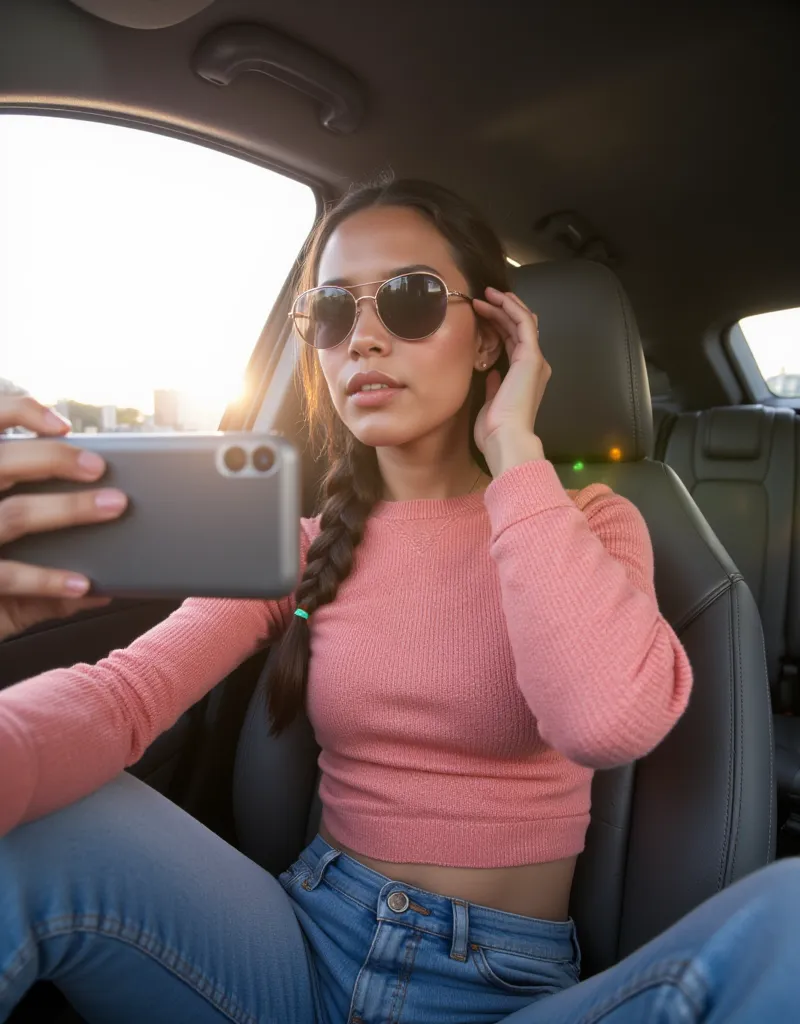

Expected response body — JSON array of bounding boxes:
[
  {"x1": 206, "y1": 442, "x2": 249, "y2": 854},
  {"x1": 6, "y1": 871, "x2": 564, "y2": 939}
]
[
  {"x1": 304, "y1": 847, "x2": 341, "y2": 891},
  {"x1": 450, "y1": 899, "x2": 469, "y2": 961}
]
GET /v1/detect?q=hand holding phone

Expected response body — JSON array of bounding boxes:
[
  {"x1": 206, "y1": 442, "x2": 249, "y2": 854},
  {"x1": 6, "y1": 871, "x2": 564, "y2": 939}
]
[
  {"x1": 0, "y1": 396, "x2": 125, "y2": 639},
  {"x1": 1, "y1": 426, "x2": 300, "y2": 608}
]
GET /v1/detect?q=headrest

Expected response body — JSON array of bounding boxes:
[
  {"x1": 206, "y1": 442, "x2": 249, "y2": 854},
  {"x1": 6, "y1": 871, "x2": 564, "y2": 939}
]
[
  {"x1": 511, "y1": 261, "x2": 653, "y2": 464},
  {"x1": 703, "y1": 407, "x2": 763, "y2": 460}
]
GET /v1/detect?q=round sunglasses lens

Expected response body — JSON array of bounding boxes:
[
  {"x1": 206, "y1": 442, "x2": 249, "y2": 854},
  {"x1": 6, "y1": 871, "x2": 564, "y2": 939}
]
[
  {"x1": 294, "y1": 288, "x2": 355, "y2": 349},
  {"x1": 378, "y1": 274, "x2": 447, "y2": 340}
]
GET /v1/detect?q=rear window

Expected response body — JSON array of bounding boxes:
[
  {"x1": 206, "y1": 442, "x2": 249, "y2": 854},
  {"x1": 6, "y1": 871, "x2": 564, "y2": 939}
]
[{"x1": 738, "y1": 307, "x2": 800, "y2": 398}]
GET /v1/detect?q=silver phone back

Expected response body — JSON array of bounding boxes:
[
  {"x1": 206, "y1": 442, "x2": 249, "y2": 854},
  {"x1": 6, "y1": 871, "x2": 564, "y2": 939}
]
[{"x1": 1, "y1": 432, "x2": 301, "y2": 600}]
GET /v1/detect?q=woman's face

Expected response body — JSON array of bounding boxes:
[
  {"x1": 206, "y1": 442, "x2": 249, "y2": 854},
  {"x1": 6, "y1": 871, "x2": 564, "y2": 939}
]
[{"x1": 315, "y1": 205, "x2": 488, "y2": 450}]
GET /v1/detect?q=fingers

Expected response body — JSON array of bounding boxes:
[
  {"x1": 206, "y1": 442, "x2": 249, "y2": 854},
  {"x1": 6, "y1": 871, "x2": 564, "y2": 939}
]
[
  {"x1": 0, "y1": 558, "x2": 94, "y2": 598},
  {"x1": 476, "y1": 287, "x2": 548, "y2": 368},
  {"x1": 0, "y1": 394, "x2": 71, "y2": 436},
  {"x1": 0, "y1": 488, "x2": 128, "y2": 546},
  {"x1": 472, "y1": 298, "x2": 517, "y2": 344},
  {"x1": 0, "y1": 435, "x2": 111, "y2": 492},
  {"x1": 0, "y1": 396, "x2": 124, "y2": 612},
  {"x1": 0, "y1": 395, "x2": 109, "y2": 493},
  {"x1": 502, "y1": 290, "x2": 537, "y2": 319},
  {"x1": 473, "y1": 296, "x2": 536, "y2": 359},
  {"x1": 483, "y1": 288, "x2": 540, "y2": 340}
]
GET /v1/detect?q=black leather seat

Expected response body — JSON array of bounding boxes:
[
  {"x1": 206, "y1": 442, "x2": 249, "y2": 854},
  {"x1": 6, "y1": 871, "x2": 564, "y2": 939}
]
[
  {"x1": 656, "y1": 407, "x2": 800, "y2": 806},
  {"x1": 660, "y1": 406, "x2": 796, "y2": 696},
  {"x1": 783, "y1": 423, "x2": 800, "y2": 796},
  {"x1": 790, "y1": 414, "x2": 800, "y2": 702},
  {"x1": 233, "y1": 260, "x2": 775, "y2": 979}
]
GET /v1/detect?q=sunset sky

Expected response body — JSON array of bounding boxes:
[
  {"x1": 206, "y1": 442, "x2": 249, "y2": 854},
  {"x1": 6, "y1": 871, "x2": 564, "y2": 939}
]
[{"x1": 0, "y1": 114, "x2": 316, "y2": 423}]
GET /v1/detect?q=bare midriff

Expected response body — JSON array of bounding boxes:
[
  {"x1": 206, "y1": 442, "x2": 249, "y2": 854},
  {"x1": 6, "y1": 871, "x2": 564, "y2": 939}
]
[{"x1": 318, "y1": 822, "x2": 577, "y2": 921}]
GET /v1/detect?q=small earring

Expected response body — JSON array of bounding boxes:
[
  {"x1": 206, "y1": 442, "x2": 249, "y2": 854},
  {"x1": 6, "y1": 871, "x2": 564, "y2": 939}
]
[{"x1": 480, "y1": 361, "x2": 488, "y2": 370}]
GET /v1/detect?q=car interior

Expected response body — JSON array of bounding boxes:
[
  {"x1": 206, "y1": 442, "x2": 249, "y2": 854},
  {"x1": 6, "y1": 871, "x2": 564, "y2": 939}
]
[{"x1": 1, "y1": 1, "x2": 799, "y2": 1021}]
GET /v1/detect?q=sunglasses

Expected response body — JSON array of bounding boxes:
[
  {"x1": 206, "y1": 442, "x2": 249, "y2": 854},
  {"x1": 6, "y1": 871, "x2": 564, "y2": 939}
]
[{"x1": 289, "y1": 271, "x2": 473, "y2": 350}]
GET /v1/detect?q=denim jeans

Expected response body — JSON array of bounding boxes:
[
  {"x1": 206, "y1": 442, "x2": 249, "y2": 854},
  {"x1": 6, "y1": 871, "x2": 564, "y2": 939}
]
[{"x1": 1, "y1": 770, "x2": 798, "y2": 1023}]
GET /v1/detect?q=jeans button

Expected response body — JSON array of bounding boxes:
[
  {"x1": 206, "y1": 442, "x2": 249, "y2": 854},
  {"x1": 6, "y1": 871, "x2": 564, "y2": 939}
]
[{"x1": 387, "y1": 891, "x2": 410, "y2": 913}]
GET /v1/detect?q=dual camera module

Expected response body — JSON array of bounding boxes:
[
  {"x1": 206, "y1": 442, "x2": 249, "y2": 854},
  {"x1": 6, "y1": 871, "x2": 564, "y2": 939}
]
[{"x1": 221, "y1": 444, "x2": 276, "y2": 476}]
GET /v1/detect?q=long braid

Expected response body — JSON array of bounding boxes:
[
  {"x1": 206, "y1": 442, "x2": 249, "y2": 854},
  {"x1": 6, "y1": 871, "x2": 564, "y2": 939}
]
[{"x1": 265, "y1": 439, "x2": 380, "y2": 735}]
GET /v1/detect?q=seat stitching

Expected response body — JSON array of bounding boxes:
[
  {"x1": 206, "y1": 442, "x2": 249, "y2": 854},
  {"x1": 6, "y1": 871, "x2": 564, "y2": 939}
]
[
  {"x1": 609, "y1": 271, "x2": 640, "y2": 457},
  {"x1": 759, "y1": 620, "x2": 774, "y2": 861},
  {"x1": 655, "y1": 460, "x2": 737, "y2": 582},
  {"x1": 729, "y1": 585, "x2": 743, "y2": 881},
  {"x1": 32, "y1": 914, "x2": 258, "y2": 1024},
  {"x1": 673, "y1": 575, "x2": 741, "y2": 636},
  {"x1": 717, "y1": 592, "x2": 734, "y2": 891}
]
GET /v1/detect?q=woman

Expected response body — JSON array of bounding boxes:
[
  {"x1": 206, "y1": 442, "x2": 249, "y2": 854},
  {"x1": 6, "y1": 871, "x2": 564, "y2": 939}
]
[{"x1": 0, "y1": 179, "x2": 797, "y2": 1024}]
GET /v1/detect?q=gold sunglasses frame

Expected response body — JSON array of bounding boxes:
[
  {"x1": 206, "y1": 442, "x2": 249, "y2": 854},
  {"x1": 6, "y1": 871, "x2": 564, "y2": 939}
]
[{"x1": 288, "y1": 271, "x2": 473, "y2": 349}]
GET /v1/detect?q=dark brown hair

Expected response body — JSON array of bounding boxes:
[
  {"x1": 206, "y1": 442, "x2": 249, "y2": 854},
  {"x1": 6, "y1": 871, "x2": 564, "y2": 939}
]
[{"x1": 266, "y1": 177, "x2": 511, "y2": 735}]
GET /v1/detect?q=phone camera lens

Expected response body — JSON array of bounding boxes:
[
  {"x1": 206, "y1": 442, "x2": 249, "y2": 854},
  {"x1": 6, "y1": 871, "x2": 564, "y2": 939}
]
[
  {"x1": 252, "y1": 445, "x2": 275, "y2": 473},
  {"x1": 224, "y1": 446, "x2": 247, "y2": 473}
]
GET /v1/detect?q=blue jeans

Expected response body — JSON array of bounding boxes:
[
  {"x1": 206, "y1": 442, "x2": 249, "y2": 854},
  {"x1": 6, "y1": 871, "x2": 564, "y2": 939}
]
[{"x1": 0, "y1": 772, "x2": 796, "y2": 1023}]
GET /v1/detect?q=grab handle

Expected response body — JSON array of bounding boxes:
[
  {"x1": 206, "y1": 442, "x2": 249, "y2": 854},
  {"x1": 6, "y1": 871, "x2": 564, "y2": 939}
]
[{"x1": 192, "y1": 24, "x2": 365, "y2": 135}]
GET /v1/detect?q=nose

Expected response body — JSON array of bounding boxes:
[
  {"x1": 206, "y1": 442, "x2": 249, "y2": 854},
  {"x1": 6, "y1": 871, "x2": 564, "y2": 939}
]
[{"x1": 347, "y1": 296, "x2": 393, "y2": 358}]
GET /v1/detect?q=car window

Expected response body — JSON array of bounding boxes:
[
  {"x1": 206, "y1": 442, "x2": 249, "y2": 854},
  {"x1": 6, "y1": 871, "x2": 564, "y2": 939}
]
[
  {"x1": 737, "y1": 307, "x2": 800, "y2": 398},
  {"x1": 0, "y1": 114, "x2": 317, "y2": 432}
]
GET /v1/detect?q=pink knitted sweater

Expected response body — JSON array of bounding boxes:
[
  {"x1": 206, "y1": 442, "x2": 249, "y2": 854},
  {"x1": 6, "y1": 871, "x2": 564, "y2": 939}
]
[{"x1": 0, "y1": 459, "x2": 692, "y2": 867}]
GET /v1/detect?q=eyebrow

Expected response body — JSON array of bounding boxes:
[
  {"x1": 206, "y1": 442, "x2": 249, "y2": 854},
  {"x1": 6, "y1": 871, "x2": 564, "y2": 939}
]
[{"x1": 320, "y1": 264, "x2": 442, "y2": 287}]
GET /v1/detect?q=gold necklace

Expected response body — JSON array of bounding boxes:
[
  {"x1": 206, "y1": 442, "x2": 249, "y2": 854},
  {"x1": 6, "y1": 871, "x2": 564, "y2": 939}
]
[{"x1": 468, "y1": 468, "x2": 484, "y2": 494}]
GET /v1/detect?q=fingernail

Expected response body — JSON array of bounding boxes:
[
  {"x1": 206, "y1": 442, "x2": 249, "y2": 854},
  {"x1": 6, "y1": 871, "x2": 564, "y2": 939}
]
[
  {"x1": 65, "y1": 575, "x2": 89, "y2": 594},
  {"x1": 78, "y1": 451, "x2": 105, "y2": 476},
  {"x1": 45, "y1": 409, "x2": 70, "y2": 430},
  {"x1": 95, "y1": 489, "x2": 126, "y2": 512}
]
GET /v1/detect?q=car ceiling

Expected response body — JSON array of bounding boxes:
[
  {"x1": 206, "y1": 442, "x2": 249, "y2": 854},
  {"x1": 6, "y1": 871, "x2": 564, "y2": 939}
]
[{"x1": 2, "y1": 0, "x2": 799, "y2": 408}]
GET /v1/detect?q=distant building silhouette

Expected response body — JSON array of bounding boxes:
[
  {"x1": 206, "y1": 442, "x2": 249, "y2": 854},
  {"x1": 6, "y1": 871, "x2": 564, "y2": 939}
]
[{"x1": 154, "y1": 389, "x2": 181, "y2": 429}]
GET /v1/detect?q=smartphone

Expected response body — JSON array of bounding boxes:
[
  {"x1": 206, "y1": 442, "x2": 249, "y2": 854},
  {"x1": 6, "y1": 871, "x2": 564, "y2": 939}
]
[{"x1": 0, "y1": 432, "x2": 301, "y2": 600}]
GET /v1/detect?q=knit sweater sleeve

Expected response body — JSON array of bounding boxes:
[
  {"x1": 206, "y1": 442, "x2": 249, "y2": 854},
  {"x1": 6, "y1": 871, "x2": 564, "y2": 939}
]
[
  {"x1": 484, "y1": 459, "x2": 693, "y2": 769},
  {"x1": 0, "y1": 524, "x2": 311, "y2": 836}
]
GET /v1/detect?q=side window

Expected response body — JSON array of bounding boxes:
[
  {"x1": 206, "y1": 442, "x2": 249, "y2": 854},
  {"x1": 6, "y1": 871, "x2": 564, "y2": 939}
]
[
  {"x1": 0, "y1": 114, "x2": 317, "y2": 432},
  {"x1": 737, "y1": 308, "x2": 800, "y2": 398}
]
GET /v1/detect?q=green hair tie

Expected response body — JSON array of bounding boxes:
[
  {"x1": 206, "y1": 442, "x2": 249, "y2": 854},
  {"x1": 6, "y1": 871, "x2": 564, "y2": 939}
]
[{"x1": 294, "y1": 608, "x2": 309, "y2": 621}]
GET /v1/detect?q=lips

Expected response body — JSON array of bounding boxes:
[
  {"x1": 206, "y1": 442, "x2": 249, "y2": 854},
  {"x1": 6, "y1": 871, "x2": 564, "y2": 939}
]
[
  {"x1": 348, "y1": 386, "x2": 404, "y2": 408},
  {"x1": 346, "y1": 370, "x2": 405, "y2": 396}
]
